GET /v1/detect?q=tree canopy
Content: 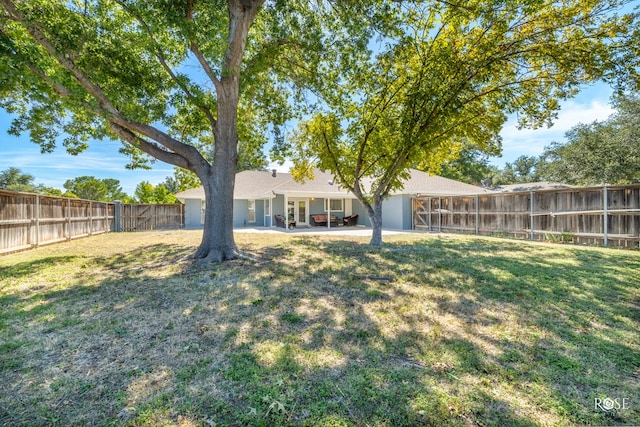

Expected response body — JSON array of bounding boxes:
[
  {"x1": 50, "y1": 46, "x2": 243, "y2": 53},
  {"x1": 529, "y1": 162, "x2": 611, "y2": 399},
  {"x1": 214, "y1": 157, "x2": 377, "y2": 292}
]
[
  {"x1": 63, "y1": 176, "x2": 129, "y2": 201},
  {"x1": 162, "y1": 167, "x2": 201, "y2": 194},
  {"x1": 429, "y1": 141, "x2": 500, "y2": 186},
  {"x1": 0, "y1": 166, "x2": 65, "y2": 195},
  {"x1": 0, "y1": 0, "x2": 388, "y2": 260},
  {"x1": 280, "y1": 1, "x2": 639, "y2": 245},
  {"x1": 134, "y1": 180, "x2": 178, "y2": 204},
  {"x1": 0, "y1": 166, "x2": 35, "y2": 192},
  {"x1": 2, "y1": 1, "x2": 639, "y2": 251},
  {"x1": 542, "y1": 93, "x2": 640, "y2": 185},
  {"x1": 485, "y1": 93, "x2": 640, "y2": 186}
]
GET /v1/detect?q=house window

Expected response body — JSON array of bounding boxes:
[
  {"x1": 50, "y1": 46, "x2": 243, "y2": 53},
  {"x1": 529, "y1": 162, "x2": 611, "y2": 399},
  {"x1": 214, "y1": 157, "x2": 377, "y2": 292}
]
[
  {"x1": 324, "y1": 198, "x2": 343, "y2": 212},
  {"x1": 247, "y1": 199, "x2": 256, "y2": 223}
]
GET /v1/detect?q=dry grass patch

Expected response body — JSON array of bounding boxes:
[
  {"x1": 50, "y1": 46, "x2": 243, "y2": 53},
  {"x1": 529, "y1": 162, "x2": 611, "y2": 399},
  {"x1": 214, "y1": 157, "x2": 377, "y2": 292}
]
[{"x1": 1, "y1": 230, "x2": 638, "y2": 426}]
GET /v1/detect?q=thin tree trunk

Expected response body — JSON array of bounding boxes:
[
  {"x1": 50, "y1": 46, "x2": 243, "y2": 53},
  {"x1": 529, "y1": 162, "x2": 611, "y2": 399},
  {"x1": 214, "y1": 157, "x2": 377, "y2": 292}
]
[
  {"x1": 351, "y1": 181, "x2": 385, "y2": 246},
  {"x1": 356, "y1": 193, "x2": 384, "y2": 246},
  {"x1": 368, "y1": 196, "x2": 384, "y2": 246}
]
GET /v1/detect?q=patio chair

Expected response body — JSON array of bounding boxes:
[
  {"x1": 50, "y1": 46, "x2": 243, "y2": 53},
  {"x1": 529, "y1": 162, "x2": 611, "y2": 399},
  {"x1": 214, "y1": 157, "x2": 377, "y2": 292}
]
[
  {"x1": 342, "y1": 214, "x2": 358, "y2": 226},
  {"x1": 274, "y1": 214, "x2": 285, "y2": 228}
]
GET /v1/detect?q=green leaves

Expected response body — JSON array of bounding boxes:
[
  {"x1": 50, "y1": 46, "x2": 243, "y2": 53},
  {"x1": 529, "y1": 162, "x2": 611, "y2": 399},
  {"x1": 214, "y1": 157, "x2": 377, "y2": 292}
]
[
  {"x1": 63, "y1": 176, "x2": 128, "y2": 201},
  {"x1": 0, "y1": 167, "x2": 35, "y2": 191},
  {"x1": 542, "y1": 93, "x2": 640, "y2": 184},
  {"x1": 301, "y1": 2, "x2": 635, "y2": 176},
  {"x1": 281, "y1": 1, "x2": 638, "y2": 244},
  {"x1": 134, "y1": 180, "x2": 177, "y2": 204}
]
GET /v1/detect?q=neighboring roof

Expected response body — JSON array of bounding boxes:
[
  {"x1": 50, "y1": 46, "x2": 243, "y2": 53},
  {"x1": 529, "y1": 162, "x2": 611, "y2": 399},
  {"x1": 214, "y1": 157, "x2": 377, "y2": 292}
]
[
  {"x1": 175, "y1": 169, "x2": 487, "y2": 201},
  {"x1": 396, "y1": 169, "x2": 487, "y2": 195},
  {"x1": 174, "y1": 186, "x2": 205, "y2": 200},
  {"x1": 493, "y1": 182, "x2": 574, "y2": 192}
]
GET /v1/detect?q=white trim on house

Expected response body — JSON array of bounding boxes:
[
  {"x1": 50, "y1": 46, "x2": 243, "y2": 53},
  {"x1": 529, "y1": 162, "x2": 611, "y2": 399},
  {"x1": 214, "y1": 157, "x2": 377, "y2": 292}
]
[
  {"x1": 247, "y1": 199, "x2": 256, "y2": 223},
  {"x1": 287, "y1": 198, "x2": 309, "y2": 226},
  {"x1": 344, "y1": 199, "x2": 353, "y2": 217},
  {"x1": 324, "y1": 198, "x2": 344, "y2": 212}
]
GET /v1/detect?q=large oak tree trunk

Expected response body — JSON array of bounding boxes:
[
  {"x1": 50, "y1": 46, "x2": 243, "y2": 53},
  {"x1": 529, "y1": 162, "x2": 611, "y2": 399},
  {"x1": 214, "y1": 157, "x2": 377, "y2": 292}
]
[
  {"x1": 193, "y1": 75, "x2": 242, "y2": 261},
  {"x1": 191, "y1": 0, "x2": 262, "y2": 261},
  {"x1": 194, "y1": 166, "x2": 238, "y2": 262},
  {"x1": 200, "y1": 79, "x2": 240, "y2": 261}
]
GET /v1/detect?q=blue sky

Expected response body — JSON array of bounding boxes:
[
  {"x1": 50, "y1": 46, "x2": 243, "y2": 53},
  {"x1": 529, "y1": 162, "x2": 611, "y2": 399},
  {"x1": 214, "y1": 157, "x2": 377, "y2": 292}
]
[{"x1": 0, "y1": 83, "x2": 616, "y2": 195}]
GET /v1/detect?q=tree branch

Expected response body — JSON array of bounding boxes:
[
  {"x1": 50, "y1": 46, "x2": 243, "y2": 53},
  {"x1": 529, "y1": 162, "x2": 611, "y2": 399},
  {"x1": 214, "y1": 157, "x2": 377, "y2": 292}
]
[
  {"x1": 224, "y1": 0, "x2": 264, "y2": 78},
  {"x1": 1, "y1": 0, "x2": 210, "y2": 171},
  {"x1": 114, "y1": 0, "x2": 217, "y2": 129},
  {"x1": 185, "y1": 0, "x2": 222, "y2": 92},
  {"x1": 109, "y1": 122, "x2": 193, "y2": 170},
  {"x1": 1, "y1": 0, "x2": 122, "y2": 116}
]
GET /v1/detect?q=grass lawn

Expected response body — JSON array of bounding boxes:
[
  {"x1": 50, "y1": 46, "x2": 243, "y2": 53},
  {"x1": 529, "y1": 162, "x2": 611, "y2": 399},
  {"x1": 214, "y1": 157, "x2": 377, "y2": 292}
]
[{"x1": 0, "y1": 230, "x2": 638, "y2": 426}]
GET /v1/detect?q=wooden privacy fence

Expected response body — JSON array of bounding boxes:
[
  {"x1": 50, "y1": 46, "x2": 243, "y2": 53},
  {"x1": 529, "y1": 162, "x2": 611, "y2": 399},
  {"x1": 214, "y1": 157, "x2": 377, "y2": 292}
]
[
  {"x1": 117, "y1": 203, "x2": 185, "y2": 232},
  {"x1": 413, "y1": 184, "x2": 640, "y2": 248},
  {"x1": 0, "y1": 190, "x2": 184, "y2": 254}
]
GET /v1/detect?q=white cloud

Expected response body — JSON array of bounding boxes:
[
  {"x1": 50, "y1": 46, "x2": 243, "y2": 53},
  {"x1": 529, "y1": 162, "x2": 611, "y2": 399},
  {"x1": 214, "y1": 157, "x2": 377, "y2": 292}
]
[
  {"x1": 1, "y1": 140, "x2": 172, "y2": 195},
  {"x1": 496, "y1": 99, "x2": 615, "y2": 164},
  {"x1": 267, "y1": 159, "x2": 294, "y2": 173}
]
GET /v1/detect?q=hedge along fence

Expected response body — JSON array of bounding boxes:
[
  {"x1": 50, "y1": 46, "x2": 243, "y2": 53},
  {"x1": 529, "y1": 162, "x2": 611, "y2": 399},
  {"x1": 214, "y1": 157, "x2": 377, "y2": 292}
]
[
  {"x1": 413, "y1": 184, "x2": 640, "y2": 248},
  {"x1": 0, "y1": 189, "x2": 184, "y2": 255}
]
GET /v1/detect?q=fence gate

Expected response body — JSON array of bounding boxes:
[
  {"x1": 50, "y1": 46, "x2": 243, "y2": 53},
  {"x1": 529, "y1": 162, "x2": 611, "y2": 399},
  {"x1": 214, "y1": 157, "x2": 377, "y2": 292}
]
[{"x1": 116, "y1": 203, "x2": 184, "y2": 232}]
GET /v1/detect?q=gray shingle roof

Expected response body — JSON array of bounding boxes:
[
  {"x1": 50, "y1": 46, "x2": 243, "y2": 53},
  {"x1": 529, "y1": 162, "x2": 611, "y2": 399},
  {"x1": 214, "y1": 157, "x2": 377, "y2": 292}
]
[
  {"x1": 234, "y1": 170, "x2": 294, "y2": 199},
  {"x1": 175, "y1": 169, "x2": 486, "y2": 200},
  {"x1": 392, "y1": 169, "x2": 488, "y2": 195},
  {"x1": 492, "y1": 182, "x2": 574, "y2": 192}
]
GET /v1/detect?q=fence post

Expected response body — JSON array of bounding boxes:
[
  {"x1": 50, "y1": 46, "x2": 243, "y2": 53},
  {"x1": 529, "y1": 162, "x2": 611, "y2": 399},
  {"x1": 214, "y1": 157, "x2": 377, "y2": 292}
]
[
  {"x1": 414, "y1": 199, "x2": 419, "y2": 230},
  {"x1": 114, "y1": 201, "x2": 122, "y2": 232},
  {"x1": 428, "y1": 198, "x2": 432, "y2": 231},
  {"x1": 603, "y1": 186, "x2": 608, "y2": 246},
  {"x1": 34, "y1": 194, "x2": 40, "y2": 247},
  {"x1": 88, "y1": 200, "x2": 93, "y2": 236},
  {"x1": 438, "y1": 197, "x2": 442, "y2": 232},
  {"x1": 67, "y1": 198, "x2": 72, "y2": 240},
  {"x1": 530, "y1": 191, "x2": 535, "y2": 240},
  {"x1": 475, "y1": 195, "x2": 479, "y2": 235}
]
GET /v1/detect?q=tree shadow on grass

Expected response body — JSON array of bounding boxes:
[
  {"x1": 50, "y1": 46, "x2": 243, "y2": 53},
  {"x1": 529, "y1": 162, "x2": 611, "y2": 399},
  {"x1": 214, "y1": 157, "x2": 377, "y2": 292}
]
[
  {"x1": 0, "y1": 255, "x2": 83, "y2": 280},
  {"x1": 0, "y1": 236, "x2": 638, "y2": 426}
]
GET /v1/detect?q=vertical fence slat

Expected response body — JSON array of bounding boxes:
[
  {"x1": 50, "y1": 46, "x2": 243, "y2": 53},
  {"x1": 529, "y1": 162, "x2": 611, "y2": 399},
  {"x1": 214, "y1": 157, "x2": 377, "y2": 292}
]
[
  {"x1": 475, "y1": 195, "x2": 479, "y2": 235},
  {"x1": 428, "y1": 197, "x2": 432, "y2": 231},
  {"x1": 603, "y1": 186, "x2": 608, "y2": 247},
  {"x1": 530, "y1": 191, "x2": 534, "y2": 241}
]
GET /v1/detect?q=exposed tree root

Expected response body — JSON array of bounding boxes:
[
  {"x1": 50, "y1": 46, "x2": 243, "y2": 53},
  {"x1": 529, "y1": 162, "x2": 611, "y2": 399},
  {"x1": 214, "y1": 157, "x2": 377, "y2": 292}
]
[
  {"x1": 189, "y1": 245, "x2": 264, "y2": 265},
  {"x1": 190, "y1": 244, "x2": 239, "y2": 263}
]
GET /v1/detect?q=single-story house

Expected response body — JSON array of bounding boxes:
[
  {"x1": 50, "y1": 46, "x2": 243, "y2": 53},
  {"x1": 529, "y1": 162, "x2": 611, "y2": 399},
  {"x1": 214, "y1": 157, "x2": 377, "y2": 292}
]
[{"x1": 175, "y1": 169, "x2": 488, "y2": 230}]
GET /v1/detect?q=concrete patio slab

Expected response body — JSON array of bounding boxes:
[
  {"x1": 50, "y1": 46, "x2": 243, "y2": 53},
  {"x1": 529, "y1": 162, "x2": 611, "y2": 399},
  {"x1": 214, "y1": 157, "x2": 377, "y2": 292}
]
[{"x1": 233, "y1": 226, "x2": 410, "y2": 236}]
